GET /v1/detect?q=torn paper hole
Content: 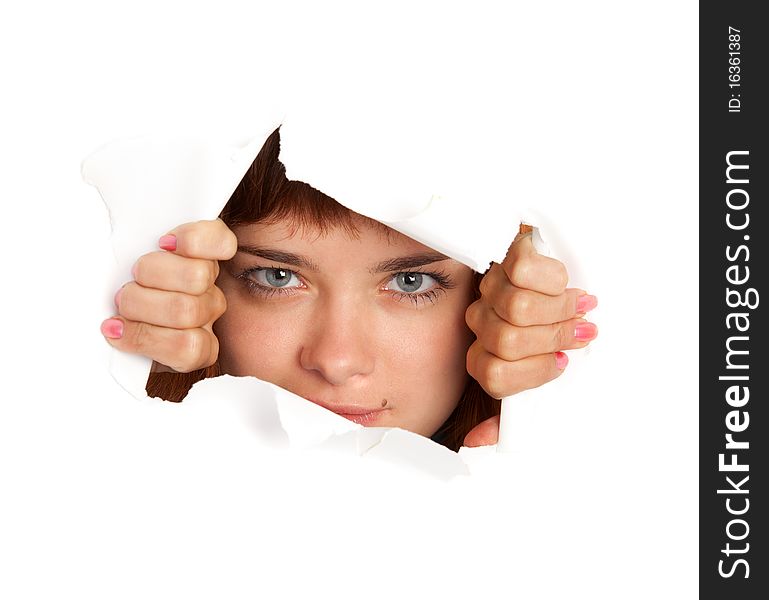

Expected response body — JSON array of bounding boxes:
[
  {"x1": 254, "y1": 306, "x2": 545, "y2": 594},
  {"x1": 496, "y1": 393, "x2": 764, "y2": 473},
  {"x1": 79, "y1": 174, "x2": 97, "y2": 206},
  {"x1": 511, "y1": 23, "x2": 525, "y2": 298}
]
[
  {"x1": 83, "y1": 122, "x2": 587, "y2": 477},
  {"x1": 183, "y1": 376, "x2": 471, "y2": 481}
]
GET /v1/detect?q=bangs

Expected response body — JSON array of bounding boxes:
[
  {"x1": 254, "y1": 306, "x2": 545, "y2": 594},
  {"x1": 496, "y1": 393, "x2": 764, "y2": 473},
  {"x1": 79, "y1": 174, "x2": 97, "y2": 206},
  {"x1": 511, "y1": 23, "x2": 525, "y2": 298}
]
[{"x1": 219, "y1": 127, "x2": 390, "y2": 239}]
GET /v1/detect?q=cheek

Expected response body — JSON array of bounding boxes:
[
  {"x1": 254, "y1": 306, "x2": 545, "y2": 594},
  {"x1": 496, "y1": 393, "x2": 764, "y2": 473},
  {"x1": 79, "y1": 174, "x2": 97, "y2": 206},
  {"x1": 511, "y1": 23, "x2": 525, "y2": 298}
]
[
  {"x1": 389, "y1": 311, "x2": 470, "y2": 374},
  {"x1": 214, "y1": 294, "x2": 303, "y2": 381},
  {"x1": 382, "y1": 300, "x2": 473, "y2": 433}
]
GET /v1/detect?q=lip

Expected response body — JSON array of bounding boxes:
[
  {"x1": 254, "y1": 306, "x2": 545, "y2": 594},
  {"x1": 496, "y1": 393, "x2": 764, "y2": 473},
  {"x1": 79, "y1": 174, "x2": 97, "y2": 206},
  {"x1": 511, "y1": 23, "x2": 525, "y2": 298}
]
[{"x1": 305, "y1": 397, "x2": 389, "y2": 426}]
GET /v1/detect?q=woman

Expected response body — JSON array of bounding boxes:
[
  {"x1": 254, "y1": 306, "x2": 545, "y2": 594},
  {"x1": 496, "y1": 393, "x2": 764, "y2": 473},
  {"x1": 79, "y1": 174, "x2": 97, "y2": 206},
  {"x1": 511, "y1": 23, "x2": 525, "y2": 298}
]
[{"x1": 100, "y1": 128, "x2": 598, "y2": 451}]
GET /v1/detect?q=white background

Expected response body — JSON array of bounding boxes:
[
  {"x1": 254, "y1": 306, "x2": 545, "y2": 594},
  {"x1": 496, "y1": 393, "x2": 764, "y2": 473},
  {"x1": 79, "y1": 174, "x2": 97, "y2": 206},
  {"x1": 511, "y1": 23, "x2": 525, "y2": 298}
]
[{"x1": 0, "y1": 1, "x2": 698, "y2": 598}]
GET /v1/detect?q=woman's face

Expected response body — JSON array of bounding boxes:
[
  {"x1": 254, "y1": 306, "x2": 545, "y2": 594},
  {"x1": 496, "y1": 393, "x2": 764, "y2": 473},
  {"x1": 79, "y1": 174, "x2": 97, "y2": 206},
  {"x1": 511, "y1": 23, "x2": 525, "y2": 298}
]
[{"x1": 214, "y1": 216, "x2": 476, "y2": 437}]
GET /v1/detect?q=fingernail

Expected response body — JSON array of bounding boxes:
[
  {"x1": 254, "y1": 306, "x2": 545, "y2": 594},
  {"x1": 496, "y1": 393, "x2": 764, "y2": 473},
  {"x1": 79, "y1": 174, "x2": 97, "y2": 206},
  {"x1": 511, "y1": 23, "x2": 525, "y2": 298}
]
[
  {"x1": 131, "y1": 261, "x2": 138, "y2": 279},
  {"x1": 555, "y1": 351, "x2": 568, "y2": 370},
  {"x1": 576, "y1": 294, "x2": 598, "y2": 314},
  {"x1": 114, "y1": 287, "x2": 123, "y2": 309},
  {"x1": 159, "y1": 234, "x2": 177, "y2": 251},
  {"x1": 101, "y1": 318, "x2": 124, "y2": 339},
  {"x1": 574, "y1": 322, "x2": 598, "y2": 341}
]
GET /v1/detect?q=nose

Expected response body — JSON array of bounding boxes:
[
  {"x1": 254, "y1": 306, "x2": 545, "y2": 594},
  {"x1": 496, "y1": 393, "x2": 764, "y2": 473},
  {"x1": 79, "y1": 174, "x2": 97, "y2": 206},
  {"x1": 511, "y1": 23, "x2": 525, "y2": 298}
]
[{"x1": 299, "y1": 298, "x2": 376, "y2": 386}]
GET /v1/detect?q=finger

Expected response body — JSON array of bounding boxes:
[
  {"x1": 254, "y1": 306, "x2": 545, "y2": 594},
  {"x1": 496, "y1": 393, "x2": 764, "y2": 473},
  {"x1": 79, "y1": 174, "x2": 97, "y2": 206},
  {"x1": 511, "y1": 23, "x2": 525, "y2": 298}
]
[
  {"x1": 466, "y1": 341, "x2": 568, "y2": 399},
  {"x1": 100, "y1": 317, "x2": 219, "y2": 372},
  {"x1": 115, "y1": 282, "x2": 227, "y2": 329},
  {"x1": 500, "y1": 234, "x2": 568, "y2": 295},
  {"x1": 480, "y1": 267, "x2": 590, "y2": 325},
  {"x1": 463, "y1": 415, "x2": 500, "y2": 448},
  {"x1": 466, "y1": 303, "x2": 598, "y2": 360},
  {"x1": 132, "y1": 251, "x2": 219, "y2": 295},
  {"x1": 161, "y1": 219, "x2": 238, "y2": 260}
]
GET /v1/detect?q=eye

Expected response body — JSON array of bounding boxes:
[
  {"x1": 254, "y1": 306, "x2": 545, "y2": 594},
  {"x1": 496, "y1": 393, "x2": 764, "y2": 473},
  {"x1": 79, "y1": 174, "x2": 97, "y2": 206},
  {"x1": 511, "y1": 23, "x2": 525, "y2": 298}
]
[
  {"x1": 250, "y1": 268, "x2": 302, "y2": 288},
  {"x1": 385, "y1": 272, "x2": 436, "y2": 294}
]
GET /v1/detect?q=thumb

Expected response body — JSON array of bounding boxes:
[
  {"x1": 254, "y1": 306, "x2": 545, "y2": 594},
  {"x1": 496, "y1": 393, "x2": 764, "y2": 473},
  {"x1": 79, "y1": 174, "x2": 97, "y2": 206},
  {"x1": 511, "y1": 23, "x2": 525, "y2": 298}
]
[{"x1": 463, "y1": 415, "x2": 500, "y2": 448}]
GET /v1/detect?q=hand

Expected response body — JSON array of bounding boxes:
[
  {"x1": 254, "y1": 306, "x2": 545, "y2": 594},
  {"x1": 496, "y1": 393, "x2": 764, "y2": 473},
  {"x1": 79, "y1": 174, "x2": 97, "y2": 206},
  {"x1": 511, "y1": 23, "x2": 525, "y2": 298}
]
[
  {"x1": 100, "y1": 219, "x2": 238, "y2": 373},
  {"x1": 462, "y1": 232, "x2": 598, "y2": 447}
]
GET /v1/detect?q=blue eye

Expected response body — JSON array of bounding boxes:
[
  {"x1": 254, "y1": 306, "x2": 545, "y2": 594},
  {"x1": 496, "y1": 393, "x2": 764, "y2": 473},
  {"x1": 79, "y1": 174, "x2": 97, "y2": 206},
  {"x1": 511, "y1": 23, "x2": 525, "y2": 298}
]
[
  {"x1": 386, "y1": 272, "x2": 436, "y2": 294},
  {"x1": 251, "y1": 268, "x2": 302, "y2": 288}
]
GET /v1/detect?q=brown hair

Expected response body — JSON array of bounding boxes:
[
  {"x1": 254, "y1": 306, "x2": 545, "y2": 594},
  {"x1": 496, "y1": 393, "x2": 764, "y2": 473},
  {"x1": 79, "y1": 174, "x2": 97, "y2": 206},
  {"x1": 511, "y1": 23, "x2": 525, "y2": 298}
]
[{"x1": 147, "y1": 127, "x2": 499, "y2": 451}]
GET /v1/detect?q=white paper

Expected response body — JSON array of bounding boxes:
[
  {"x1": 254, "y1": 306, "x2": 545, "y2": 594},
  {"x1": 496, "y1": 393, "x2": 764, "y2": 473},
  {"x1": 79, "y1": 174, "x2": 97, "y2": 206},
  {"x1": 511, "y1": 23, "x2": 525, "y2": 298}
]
[
  {"x1": 81, "y1": 128, "x2": 503, "y2": 477},
  {"x1": 82, "y1": 116, "x2": 593, "y2": 458},
  {"x1": 1, "y1": 1, "x2": 699, "y2": 597}
]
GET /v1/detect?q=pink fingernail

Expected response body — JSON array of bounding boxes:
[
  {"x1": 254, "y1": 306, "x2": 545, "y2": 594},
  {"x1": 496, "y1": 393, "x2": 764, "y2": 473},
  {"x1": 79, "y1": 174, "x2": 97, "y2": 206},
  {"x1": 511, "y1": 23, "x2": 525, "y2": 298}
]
[
  {"x1": 131, "y1": 262, "x2": 138, "y2": 279},
  {"x1": 574, "y1": 322, "x2": 598, "y2": 341},
  {"x1": 555, "y1": 351, "x2": 568, "y2": 370},
  {"x1": 101, "y1": 318, "x2": 124, "y2": 339},
  {"x1": 576, "y1": 294, "x2": 598, "y2": 314},
  {"x1": 159, "y1": 234, "x2": 177, "y2": 251},
  {"x1": 114, "y1": 288, "x2": 123, "y2": 309}
]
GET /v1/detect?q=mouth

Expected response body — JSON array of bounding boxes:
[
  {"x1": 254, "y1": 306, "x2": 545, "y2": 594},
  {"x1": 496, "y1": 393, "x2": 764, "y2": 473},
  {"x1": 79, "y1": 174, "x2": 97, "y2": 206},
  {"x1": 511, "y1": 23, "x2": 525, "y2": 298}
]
[{"x1": 304, "y1": 397, "x2": 389, "y2": 426}]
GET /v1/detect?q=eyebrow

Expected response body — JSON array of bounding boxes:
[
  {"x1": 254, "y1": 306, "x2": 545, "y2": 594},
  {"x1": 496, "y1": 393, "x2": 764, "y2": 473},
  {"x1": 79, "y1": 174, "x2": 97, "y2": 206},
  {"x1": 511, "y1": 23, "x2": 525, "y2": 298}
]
[
  {"x1": 237, "y1": 246, "x2": 321, "y2": 271},
  {"x1": 371, "y1": 252, "x2": 450, "y2": 273},
  {"x1": 237, "y1": 246, "x2": 450, "y2": 273}
]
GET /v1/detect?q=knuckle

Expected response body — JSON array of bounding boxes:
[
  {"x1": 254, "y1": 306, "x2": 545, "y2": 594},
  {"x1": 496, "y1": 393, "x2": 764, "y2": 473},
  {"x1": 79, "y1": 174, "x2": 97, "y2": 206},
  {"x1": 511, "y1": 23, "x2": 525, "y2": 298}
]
[
  {"x1": 552, "y1": 322, "x2": 571, "y2": 350},
  {"x1": 481, "y1": 358, "x2": 506, "y2": 398},
  {"x1": 132, "y1": 255, "x2": 146, "y2": 283},
  {"x1": 496, "y1": 324, "x2": 519, "y2": 356},
  {"x1": 174, "y1": 329, "x2": 209, "y2": 371},
  {"x1": 465, "y1": 341, "x2": 482, "y2": 379},
  {"x1": 188, "y1": 261, "x2": 215, "y2": 294},
  {"x1": 126, "y1": 320, "x2": 151, "y2": 355},
  {"x1": 553, "y1": 262, "x2": 569, "y2": 293},
  {"x1": 465, "y1": 301, "x2": 481, "y2": 331},
  {"x1": 467, "y1": 347, "x2": 506, "y2": 399},
  {"x1": 169, "y1": 293, "x2": 200, "y2": 327},
  {"x1": 508, "y1": 256, "x2": 534, "y2": 288},
  {"x1": 211, "y1": 286, "x2": 227, "y2": 319},
  {"x1": 218, "y1": 222, "x2": 239, "y2": 257},
  {"x1": 117, "y1": 282, "x2": 139, "y2": 318},
  {"x1": 207, "y1": 334, "x2": 220, "y2": 366},
  {"x1": 478, "y1": 270, "x2": 493, "y2": 297},
  {"x1": 507, "y1": 292, "x2": 532, "y2": 324}
]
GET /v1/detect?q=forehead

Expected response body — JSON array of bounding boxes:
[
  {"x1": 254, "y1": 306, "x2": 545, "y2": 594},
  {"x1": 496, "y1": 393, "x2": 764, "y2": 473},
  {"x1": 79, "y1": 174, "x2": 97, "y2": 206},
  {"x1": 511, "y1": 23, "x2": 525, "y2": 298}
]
[{"x1": 232, "y1": 216, "x2": 434, "y2": 255}]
